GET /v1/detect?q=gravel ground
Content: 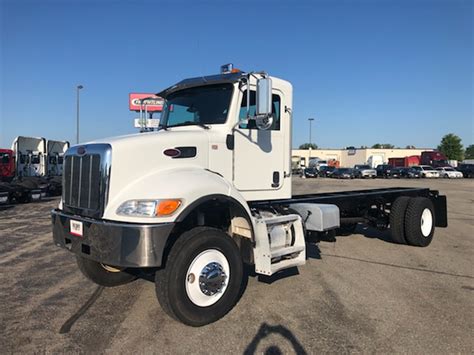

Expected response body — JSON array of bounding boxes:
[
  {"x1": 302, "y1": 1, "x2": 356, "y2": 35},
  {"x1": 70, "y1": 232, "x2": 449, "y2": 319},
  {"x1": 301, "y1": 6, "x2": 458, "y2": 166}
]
[{"x1": 1, "y1": 178, "x2": 473, "y2": 353}]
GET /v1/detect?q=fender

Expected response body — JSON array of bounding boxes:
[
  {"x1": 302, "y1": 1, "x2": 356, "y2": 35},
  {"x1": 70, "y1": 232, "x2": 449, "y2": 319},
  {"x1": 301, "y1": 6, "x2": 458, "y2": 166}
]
[
  {"x1": 175, "y1": 192, "x2": 255, "y2": 240},
  {"x1": 103, "y1": 167, "x2": 255, "y2": 233}
]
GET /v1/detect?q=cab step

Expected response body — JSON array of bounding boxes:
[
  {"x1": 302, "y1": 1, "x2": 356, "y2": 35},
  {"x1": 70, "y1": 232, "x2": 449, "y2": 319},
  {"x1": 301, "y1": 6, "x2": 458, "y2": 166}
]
[{"x1": 253, "y1": 214, "x2": 306, "y2": 276}]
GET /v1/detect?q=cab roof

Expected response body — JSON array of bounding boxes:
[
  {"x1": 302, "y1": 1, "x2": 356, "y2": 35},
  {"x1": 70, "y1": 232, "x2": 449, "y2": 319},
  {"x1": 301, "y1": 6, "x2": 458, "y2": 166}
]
[{"x1": 157, "y1": 72, "x2": 247, "y2": 98}]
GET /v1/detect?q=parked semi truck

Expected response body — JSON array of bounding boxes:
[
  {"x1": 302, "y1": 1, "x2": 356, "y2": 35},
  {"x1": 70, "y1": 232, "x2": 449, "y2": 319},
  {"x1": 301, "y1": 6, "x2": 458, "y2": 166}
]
[
  {"x1": 52, "y1": 66, "x2": 448, "y2": 326},
  {"x1": 12, "y1": 136, "x2": 47, "y2": 177},
  {"x1": 0, "y1": 147, "x2": 43, "y2": 204},
  {"x1": 420, "y1": 151, "x2": 449, "y2": 168},
  {"x1": 0, "y1": 149, "x2": 15, "y2": 182},
  {"x1": 47, "y1": 140, "x2": 69, "y2": 176}
]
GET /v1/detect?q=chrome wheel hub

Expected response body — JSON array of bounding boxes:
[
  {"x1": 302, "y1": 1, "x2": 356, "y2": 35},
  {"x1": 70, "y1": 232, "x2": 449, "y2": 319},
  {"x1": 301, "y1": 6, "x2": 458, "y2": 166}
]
[
  {"x1": 185, "y1": 249, "x2": 231, "y2": 307},
  {"x1": 199, "y1": 262, "x2": 227, "y2": 296}
]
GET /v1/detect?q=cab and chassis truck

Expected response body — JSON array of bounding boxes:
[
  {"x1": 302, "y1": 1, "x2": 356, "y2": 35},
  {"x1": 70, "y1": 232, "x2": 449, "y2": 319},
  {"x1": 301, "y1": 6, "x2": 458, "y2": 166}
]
[{"x1": 52, "y1": 67, "x2": 448, "y2": 326}]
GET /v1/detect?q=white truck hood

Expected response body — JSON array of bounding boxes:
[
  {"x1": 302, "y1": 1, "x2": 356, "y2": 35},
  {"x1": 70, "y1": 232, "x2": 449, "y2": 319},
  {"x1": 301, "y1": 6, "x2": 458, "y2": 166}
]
[{"x1": 88, "y1": 129, "x2": 210, "y2": 203}]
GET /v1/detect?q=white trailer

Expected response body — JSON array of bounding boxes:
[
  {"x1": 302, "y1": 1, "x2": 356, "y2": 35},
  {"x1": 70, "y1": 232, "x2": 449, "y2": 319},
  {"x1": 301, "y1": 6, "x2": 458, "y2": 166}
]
[
  {"x1": 51, "y1": 66, "x2": 448, "y2": 326},
  {"x1": 367, "y1": 154, "x2": 385, "y2": 168},
  {"x1": 11, "y1": 136, "x2": 47, "y2": 177},
  {"x1": 47, "y1": 140, "x2": 70, "y2": 176}
]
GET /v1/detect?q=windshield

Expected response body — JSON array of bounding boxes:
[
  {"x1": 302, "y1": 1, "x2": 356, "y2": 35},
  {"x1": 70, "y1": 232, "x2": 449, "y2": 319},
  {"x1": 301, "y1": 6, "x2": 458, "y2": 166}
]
[
  {"x1": 160, "y1": 84, "x2": 233, "y2": 128},
  {"x1": 357, "y1": 165, "x2": 371, "y2": 169},
  {"x1": 0, "y1": 153, "x2": 10, "y2": 164}
]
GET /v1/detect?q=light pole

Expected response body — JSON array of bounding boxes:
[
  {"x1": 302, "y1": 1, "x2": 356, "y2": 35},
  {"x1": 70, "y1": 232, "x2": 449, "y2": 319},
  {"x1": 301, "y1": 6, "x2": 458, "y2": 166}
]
[
  {"x1": 308, "y1": 117, "x2": 315, "y2": 160},
  {"x1": 76, "y1": 85, "x2": 84, "y2": 144}
]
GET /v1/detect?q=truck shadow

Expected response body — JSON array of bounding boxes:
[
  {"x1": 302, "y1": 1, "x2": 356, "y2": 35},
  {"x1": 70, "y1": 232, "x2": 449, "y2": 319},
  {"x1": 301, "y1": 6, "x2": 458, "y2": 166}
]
[
  {"x1": 353, "y1": 224, "x2": 393, "y2": 243},
  {"x1": 255, "y1": 244, "x2": 322, "y2": 284},
  {"x1": 244, "y1": 322, "x2": 308, "y2": 355}
]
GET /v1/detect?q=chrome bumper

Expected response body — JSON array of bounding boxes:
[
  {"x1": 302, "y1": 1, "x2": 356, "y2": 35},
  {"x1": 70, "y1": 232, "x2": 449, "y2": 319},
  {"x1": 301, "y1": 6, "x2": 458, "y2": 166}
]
[{"x1": 51, "y1": 209, "x2": 174, "y2": 268}]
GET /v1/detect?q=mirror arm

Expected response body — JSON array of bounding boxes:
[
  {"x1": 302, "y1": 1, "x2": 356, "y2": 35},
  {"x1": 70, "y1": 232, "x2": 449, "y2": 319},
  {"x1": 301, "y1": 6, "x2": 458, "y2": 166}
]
[{"x1": 246, "y1": 77, "x2": 250, "y2": 120}]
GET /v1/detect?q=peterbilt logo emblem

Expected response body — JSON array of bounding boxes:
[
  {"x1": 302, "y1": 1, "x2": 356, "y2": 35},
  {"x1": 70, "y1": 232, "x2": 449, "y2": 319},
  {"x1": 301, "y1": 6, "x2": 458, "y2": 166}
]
[{"x1": 77, "y1": 146, "x2": 86, "y2": 155}]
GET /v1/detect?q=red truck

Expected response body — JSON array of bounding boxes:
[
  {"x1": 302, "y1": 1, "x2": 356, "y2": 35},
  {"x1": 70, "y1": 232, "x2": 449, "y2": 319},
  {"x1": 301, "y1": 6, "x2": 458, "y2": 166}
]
[
  {"x1": 389, "y1": 152, "x2": 449, "y2": 168},
  {"x1": 420, "y1": 151, "x2": 450, "y2": 167},
  {"x1": 388, "y1": 155, "x2": 420, "y2": 168},
  {"x1": 0, "y1": 149, "x2": 15, "y2": 182}
]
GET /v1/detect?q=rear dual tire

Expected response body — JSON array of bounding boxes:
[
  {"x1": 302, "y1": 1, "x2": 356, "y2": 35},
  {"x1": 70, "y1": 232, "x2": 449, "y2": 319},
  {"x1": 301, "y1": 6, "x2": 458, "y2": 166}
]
[
  {"x1": 389, "y1": 196, "x2": 410, "y2": 244},
  {"x1": 390, "y1": 197, "x2": 435, "y2": 247}
]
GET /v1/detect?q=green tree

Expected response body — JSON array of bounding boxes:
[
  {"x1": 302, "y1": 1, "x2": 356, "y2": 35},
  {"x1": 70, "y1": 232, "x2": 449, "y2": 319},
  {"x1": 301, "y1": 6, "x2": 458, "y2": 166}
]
[
  {"x1": 299, "y1": 143, "x2": 318, "y2": 149},
  {"x1": 465, "y1": 144, "x2": 474, "y2": 159},
  {"x1": 405, "y1": 145, "x2": 416, "y2": 149},
  {"x1": 371, "y1": 143, "x2": 395, "y2": 149},
  {"x1": 437, "y1": 133, "x2": 464, "y2": 160}
]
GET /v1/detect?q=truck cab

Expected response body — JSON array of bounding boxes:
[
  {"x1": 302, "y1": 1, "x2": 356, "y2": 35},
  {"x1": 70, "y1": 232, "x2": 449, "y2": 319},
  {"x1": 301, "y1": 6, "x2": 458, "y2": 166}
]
[
  {"x1": 420, "y1": 151, "x2": 449, "y2": 168},
  {"x1": 12, "y1": 137, "x2": 47, "y2": 177},
  {"x1": 0, "y1": 149, "x2": 15, "y2": 182},
  {"x1": 46, "y1": 140, "x2": 69, "y2": 176}
]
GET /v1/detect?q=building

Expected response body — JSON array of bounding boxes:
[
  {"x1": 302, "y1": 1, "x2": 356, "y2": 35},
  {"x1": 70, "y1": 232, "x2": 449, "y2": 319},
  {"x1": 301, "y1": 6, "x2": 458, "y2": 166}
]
[{"x1": 292, "y1": 148, "x2": 434, "y2": 168}]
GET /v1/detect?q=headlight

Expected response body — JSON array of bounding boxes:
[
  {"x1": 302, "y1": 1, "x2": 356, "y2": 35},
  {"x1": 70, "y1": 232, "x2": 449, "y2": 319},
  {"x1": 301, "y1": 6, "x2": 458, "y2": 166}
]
[{"x1": 117, "y1": 199, "x2": 182, "y2": 217}]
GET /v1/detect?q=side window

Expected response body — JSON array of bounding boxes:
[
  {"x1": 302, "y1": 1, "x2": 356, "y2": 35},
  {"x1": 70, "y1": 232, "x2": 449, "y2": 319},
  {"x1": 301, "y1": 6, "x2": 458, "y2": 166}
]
[{"x1": 239, "y1": 90, "x2": 281, "y2": 130}]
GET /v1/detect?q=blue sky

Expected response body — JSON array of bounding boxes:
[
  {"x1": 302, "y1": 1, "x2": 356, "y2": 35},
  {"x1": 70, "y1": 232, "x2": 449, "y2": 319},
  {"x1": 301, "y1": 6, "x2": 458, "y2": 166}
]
[{"x1": 1, "y1": 0, "x2": 472, "y2": 149}]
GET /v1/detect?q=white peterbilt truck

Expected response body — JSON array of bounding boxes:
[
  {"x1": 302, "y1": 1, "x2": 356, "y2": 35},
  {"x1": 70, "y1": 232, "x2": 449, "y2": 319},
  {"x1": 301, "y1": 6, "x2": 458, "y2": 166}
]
[{"x1": 52, "y1": 66, "x2": 447, "y2": 326}]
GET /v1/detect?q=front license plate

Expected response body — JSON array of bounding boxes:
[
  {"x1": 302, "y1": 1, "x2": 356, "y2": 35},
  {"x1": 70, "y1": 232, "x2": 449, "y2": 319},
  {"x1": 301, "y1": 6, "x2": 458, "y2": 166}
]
[{"x1": 70, "y1": 220, "x2": 83, "y2": 237}]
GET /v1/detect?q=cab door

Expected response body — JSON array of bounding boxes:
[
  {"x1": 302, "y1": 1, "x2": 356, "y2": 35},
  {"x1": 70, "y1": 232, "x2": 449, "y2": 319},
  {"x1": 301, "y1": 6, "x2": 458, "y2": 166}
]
[{"x1": 233, "y1": 89, "x2": 286, "y2": 192}]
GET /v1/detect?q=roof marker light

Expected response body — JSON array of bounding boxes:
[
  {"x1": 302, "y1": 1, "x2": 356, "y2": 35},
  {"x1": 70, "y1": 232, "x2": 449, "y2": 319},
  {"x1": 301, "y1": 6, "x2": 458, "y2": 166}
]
[{"x1": 220, "y1": 63, "x2": 234, "y2": 74}]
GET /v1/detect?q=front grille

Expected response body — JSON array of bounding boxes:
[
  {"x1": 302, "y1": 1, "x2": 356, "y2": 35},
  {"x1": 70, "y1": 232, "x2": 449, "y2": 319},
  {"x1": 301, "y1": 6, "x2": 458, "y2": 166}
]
[
  {"x1": 62, "y1": 144, "x2": 111, "y2": 218},
  {"x1": 64, "y1": 154, "x2": 101, "y2": 210}
]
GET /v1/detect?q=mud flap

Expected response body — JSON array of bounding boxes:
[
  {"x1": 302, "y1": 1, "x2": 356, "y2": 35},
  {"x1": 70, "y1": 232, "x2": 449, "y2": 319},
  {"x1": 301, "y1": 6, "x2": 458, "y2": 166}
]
[{"x1": 431, "y1": 194, "x2": 447, "y2": 228}]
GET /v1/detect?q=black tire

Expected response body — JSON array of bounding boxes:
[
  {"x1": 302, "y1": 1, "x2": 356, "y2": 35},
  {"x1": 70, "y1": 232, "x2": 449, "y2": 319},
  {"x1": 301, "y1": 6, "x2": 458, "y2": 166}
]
[
  {"x1": 404, "y1": 197, "x2": 435, "y2": 247},
  {"x1": 155, "y1": 227, "x2": 244, "y2": 326},
  {"x1": 389, "y1": 196, "x2": 411, "y2": 244},
  {"x1": 76, "y1": 256, "x2": 137, "y2": 287}
]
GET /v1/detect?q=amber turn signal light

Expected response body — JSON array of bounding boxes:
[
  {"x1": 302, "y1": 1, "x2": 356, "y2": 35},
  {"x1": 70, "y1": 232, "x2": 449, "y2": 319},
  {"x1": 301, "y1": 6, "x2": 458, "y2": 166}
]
[{"x1": 156, "y1": 199, "x2": 181, "y2": 216}]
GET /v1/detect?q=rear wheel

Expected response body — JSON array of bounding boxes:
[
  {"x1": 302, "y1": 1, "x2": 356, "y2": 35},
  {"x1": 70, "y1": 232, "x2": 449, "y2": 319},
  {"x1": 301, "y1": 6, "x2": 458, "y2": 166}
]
[
  {"x1": 155, "y1": 227, "x2": 244, "y2": 326},
  {"x1": 389, "y1": 196, "x2": 410, "y2": 244},
  {"x1": 404, "y1": 197, "x2": 435, "y2": 247},
  {"x1": 76, "y1": 256, "x2": 137, "y2": 287}
]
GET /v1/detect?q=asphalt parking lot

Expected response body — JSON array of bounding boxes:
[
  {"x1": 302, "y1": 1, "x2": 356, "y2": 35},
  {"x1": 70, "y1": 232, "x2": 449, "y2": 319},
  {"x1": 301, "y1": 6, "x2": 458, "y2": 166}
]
[{"x1": 1, "y1": 178, "x2": 473, "y2": 353}]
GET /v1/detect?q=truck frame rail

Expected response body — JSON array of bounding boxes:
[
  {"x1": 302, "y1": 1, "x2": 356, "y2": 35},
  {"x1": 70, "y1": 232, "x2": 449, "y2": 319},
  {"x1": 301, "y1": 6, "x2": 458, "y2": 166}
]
[{"x1": 249, "y1": 187, "x2": 447, "y2": 228}]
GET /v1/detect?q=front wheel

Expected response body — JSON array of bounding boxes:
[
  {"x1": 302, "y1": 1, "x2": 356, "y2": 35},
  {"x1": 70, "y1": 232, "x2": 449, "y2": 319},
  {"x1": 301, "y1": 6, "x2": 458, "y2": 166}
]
[
  {"x1": 76, "y1": 256, "x2": 137, "y2": 287},
  {"x1": 155, "y1": 227, "x2": 244, "y2": 326}
]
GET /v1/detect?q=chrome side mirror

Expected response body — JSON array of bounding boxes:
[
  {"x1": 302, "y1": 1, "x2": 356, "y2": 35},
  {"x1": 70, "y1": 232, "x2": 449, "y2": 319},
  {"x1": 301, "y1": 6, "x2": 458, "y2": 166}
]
[
  {"x1": 256, "y1": 77, "x2": 272, "y2": 116},
  {"x1": 255, "y1": 77, "x2": 273, "y2": 130}
]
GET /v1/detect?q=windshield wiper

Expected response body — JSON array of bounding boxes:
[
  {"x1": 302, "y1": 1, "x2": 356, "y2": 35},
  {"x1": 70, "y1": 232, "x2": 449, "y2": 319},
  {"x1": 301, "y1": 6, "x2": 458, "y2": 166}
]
[{"x1": 167, "y1": 121, "x2": 210, "y2": 130}]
